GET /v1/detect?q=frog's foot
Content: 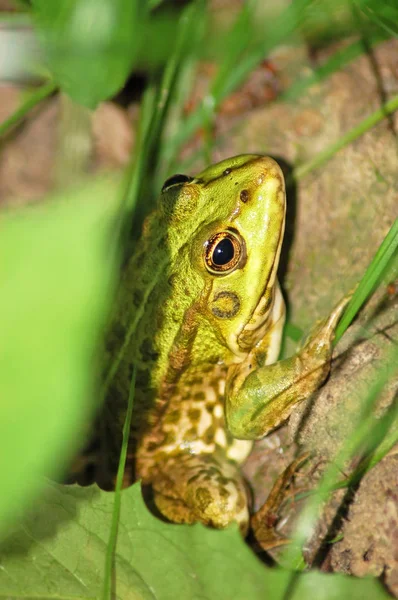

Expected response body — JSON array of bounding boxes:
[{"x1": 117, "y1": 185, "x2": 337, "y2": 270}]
[
  {"x1": 300, "y1": 292, "x2": 352, "y2": 358},
  {"x1": 151, "y1": 450, "x2": 250, "y2": 535},
  {"x1": 251, "y1": 454, "x2": 309, "y2": 551}
]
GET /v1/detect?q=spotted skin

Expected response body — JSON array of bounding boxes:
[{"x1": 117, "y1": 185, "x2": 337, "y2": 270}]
[{"x1": 72, "y1": 155, "x2": 349, "y2": 534}]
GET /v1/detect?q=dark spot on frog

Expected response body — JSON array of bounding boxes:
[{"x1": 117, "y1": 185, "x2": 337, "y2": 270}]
[
  {"x1": 167, "y1": 273, "x2": 177, "y2": 288},
  {"x1": 211, "y1": 291, "x2": 241, "y2": 319},
  {"x1": 223, "y1": 168, "x2": 231, "y2": 176},
  {"x1": 140, "y1": 338, "x2": 160, "y2": 362},
  {"x1": 187, "y1": 472, "x2": 201, "y2": 484},
  {"x1": 218, "y1": 485, "x2": 230, "y2": 498},
  {"x1": 146, "y1": 441, "x2": 160, "y2": 452},
  {"x1": 185, "y1": 426, "x2": 198, "y2": 441},
  {"x1": 144, "y1": 290, "x2": 159, "y2": 321},
  {"x1": 164, "y1": 431, "x2": 177, "y2": 445},
  {"x1": 240, "y1": 189, "x2": 249, "y2": 203},
  {"x1": 216, "y1": 474, "x2": 230, "y2": 486},
  {"x1": 164, "y1": 409, "x2": 181, "y2": 424},
  {"x1": 136, "y1": 368, "x2": 151, "y2": 389},
  {"x1": 195, "y1": 487, "x2": 212, "y2": 509},
  {"x1": 158, "y1": 235, "x2": 167, "y2": 250},
  {"x1": 186, "y1": 376, "x2": 204, "y2": 386},
  {"x1": 106, "y1": 323, "x2": 125, "y2": 355},
  {"x1": 132, "y1": 288, "x2": 144, "y2": 308},
  {"x1": 188, "y1": 408, "x2": 202, "y2": 423},
  {"x1": 256, "y1": 351, "x2": 267, "y2": 368},
  {"x1": 203, "y1": 425, "x2": 215, "y2": 444}
]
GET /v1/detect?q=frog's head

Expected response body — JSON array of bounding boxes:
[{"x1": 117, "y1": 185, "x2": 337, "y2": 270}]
[{"x1": 160, "y1": 155, "x2": 285, "y2": 359}]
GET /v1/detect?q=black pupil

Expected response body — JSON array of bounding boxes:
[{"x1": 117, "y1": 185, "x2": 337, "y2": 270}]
[{"x1": 213, "y1": 238, "x2": 235, "y2": 266}]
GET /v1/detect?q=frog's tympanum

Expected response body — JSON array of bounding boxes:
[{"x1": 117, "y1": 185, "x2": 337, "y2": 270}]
[{"x1": 79, "y1": 155, "x2": 348, "y2": 535}]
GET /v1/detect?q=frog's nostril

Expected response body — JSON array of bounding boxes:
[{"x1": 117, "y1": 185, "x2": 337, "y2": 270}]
[{"x1": 240, "y1": 189, "x2": 249, "y2": 203}]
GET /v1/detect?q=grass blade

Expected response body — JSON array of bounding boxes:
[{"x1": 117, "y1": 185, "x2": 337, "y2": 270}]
[
  {"x1": 334, "y1": 218, "x2": 398, "y2": 344},
  {"x1": 293, "y1": 95, "x2": 398, "y2": 180},
  {"x1": 0, "y1": 80, "x2": 57, "y2": 138},
  {"x1": 281, "y1": 344, "x2": 398, "y2": 573},
  {"x1": 102, "y1": 366, "x2": 136, "y2": 600},
  {"x1": 282, "y1": 30, "x2": 388, "y2": 102}
]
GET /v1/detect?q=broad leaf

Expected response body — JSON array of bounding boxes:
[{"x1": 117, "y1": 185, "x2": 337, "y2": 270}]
[
  {"x1": 0, "y1": 482, "x2": 390, "y2": 599},
  {"x1": 31, "y1": 0, "x2": 144, "y2": 107},
  {"x1": 0, "y1": 174, "x2": 122, "y2": 536}
]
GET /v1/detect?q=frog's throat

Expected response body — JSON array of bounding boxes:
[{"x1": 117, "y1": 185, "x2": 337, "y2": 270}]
[{"x1": 240, "y1": 282, "x2": 284, "y2": 355}]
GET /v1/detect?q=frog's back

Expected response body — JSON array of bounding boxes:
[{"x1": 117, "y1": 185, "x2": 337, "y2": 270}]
[{"x1": 73, "y1": 155, "x2": 286, "y2": 510}]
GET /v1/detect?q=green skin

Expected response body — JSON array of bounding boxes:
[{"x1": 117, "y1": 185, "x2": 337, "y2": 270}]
[{"x1": 95, "y1": 155, "x2": 348, "y2": 534}]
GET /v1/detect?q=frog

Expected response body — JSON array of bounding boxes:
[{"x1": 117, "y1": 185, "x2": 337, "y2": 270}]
[{"x1": 77, "y1": 154, "x2": 348, "y2": 536}]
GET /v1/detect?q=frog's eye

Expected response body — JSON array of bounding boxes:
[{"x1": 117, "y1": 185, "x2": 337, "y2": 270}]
[
  {"x1": 204, "y1": 231, "x2": 245, "y2": 275},
  {"x1": 161, "y1": 174, "x2": 194, "y2": 192}
]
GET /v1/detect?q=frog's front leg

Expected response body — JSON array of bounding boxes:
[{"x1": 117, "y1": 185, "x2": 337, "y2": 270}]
[
  {"x1": 151, "y1": 450, "x2": 249, "y2": 534},
  {"x1": 225, "y1": 295, "x2": 350, "y2": 440}
]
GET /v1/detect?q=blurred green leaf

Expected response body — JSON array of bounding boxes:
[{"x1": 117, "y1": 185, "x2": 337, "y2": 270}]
[
  {"x1": 0, "y1": 482, "x2": 391, "y2": 599},
  {"x1": 0, "y1": 174, "x2": 122, "y2": 537},
  {"x1": 31, "y1": 0, "x2": 145, "y2": 107},
  {"x1": 289, "y1": 570, "x2": 390, "y2": 599},
  {"x1": 357, "y1": 0, "x2": 398, "y2": 37}
]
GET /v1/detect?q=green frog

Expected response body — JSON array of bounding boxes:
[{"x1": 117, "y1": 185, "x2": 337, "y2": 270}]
[{"x1": 79, "y1": 154, "x2": 348, "y2": 535}]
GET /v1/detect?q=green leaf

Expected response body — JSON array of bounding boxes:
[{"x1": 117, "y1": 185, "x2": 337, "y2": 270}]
[
  {"x1": 357, "y1": 0, "x2": 398, "y2": 37},
  {"x1": 31, "y1": 0, "x2": 144, "y2": 108},
  {"x1": 0, "y1": 483, "x2": 390, "y2": 599},
  {"x1": 0, "y1": 174, "x2": 122, "y2": 537},
  {"x1": 334, "y1": 217, "x2": 398, "y2": 344}
]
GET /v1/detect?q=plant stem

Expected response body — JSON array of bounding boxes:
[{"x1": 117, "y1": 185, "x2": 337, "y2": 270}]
[
  {"x1": 102, "y1": 366, "x2": 136, "y2": 600},
  {"x1": 293, "y1": 94, "x2": 398, "y2": 180},
  {"x1": 0, "y1": 80, "x2": 57, "y2": 138},
  {"x1": 334, "y1": 218, "x2": 398, "y2": 344}
]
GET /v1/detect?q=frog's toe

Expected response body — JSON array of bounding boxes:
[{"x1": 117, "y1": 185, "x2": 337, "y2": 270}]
[
  {"x1": 152, "y1": 452, "x2": 249, "y2": 535},
  {"x1": 187, "y1": 478, "x2": 249, "y2": 534}
]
